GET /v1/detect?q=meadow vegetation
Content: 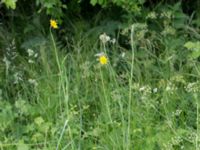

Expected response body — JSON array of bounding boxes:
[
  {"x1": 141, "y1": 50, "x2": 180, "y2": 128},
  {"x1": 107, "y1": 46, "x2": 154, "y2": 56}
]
[{"x1": 0, "y1": 0, "x2": 200, "y2": 149}]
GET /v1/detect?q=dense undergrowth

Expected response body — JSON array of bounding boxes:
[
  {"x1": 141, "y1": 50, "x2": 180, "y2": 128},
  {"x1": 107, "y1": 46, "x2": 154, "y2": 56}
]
[{"x1": 0, "y1": 0, "x2": 200, "y2": 149}]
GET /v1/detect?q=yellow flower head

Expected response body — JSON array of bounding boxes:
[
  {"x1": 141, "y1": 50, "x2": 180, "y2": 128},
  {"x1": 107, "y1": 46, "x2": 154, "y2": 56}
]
[
  {"x1": 99, "y1": 55, "x2": 108, "y2": 65},
  {"x1": 50, "y1": 19, "x2": 58, "y2": 29}
]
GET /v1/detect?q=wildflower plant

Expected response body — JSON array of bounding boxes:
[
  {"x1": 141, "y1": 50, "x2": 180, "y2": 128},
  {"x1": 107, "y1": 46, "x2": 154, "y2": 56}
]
[
  {"x1": 95, "y1": 52, "x2": 108, "y2": 65},
  {"x1": 99, "y1": 33, "x2": 110, "y2": 44},
  {"x1": 50, "y1": 19, "x2": 58, "y2": 29}
]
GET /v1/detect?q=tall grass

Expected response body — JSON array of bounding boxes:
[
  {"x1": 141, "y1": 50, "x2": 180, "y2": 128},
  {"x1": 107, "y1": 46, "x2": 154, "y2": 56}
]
[{"x1": 0, "y1": 19, "x2": 200, "y2": 150}]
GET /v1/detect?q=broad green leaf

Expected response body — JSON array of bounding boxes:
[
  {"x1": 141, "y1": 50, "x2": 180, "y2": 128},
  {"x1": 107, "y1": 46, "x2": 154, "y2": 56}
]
[
  {"x1": 184, "y1": 41, "x2": 195, "y2": 49},
  {"x1": 185, "y1": 41, "x2": 200, "y2": 59},
  {"x1": 190, "y1": 50, "x2": 200, "y2": 59},
  {"x1": 2, "y1": 0, "x2": 17, "y2": 9}
]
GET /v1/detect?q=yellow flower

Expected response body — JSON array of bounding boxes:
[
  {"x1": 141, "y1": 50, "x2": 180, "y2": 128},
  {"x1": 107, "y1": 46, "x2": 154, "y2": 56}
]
[
  {"x1": 50, "y1": 19, "x2": 58, "y2": 29},
  {"x1": 99, "y1": 55, "x2": 108, "y2": 65}
]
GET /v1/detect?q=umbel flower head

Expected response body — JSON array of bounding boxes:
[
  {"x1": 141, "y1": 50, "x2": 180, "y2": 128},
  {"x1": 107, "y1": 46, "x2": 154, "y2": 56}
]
[
  {"x1": 50, "y1": 19, "x2": 58, "y2": 29},
  {"x1": 99, "y1": 33, "x2": 110, "y2": 44}
]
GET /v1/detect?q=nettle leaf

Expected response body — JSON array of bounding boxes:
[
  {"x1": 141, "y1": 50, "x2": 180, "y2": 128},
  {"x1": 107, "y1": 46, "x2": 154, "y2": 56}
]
[
  {"x1": 190, "y1": 50, "x2": 200, "y2": 59},
  {"x1": 184, "y1": 41, "x2": 200, "y2": 59},
  {"x1": 184, "y1": 41, "x2": 195, "y2": 49},
  {"x1": 2, "y1": 0, "x2": 17, "y2": 9}
]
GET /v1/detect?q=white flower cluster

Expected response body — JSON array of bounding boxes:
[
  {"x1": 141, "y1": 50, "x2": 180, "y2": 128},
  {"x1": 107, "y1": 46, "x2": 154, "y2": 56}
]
[
  {"x1": 165, "y1": 81, "x2": 177, "y2": 93},
  {"x1": 139, "y1": 85, "x2": 151, "y2": 93},
  {"x1": 28, "y1": 78, "x2": 38, "y2": 87},
  {"x1": 160, "y1": 11, "x2": 173, "y2": 19},
  {"x1": 99, "y1": 33, "x2": 116, "y2": 44},
  {"x1": 146, "y1": 11, "x2": 157, "y2": 19},
  {"x1": 184, "y1": 82, "x2": 199, "y2": 93},
  {"x1": 139, "y1": 85, "x2": 152, "y2": 100},
  {"x1": 132, "y1": 83, "x2": 158, "y2": 94},
  {"x1": 172, "y1": 109, "x2": 182, "y2": 117},
  {"x1": 163, "y1": 136, "x2": 184, "y2": 150},
  {"x1": 171, "y1": 136, "x2": 183, "y2": 146},
  {"x1": 14, "y1": 72, "x2": 23, "y2": 84},
  {"x1": 99, "y1": 33, "x2": 110, "y2": 44},
  {"x1": 27, "y1": 49, "x2": 38, "y2": 64}
]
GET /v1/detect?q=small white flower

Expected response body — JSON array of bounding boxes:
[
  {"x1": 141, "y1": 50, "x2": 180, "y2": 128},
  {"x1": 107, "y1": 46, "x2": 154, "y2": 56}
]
[
  {"x1": 139, "y1": 86, "x2": 146, "y2": 92},
  {"x1": 99, "y1": 33, "x2": 110, "y2": 44},
  {"x1": 146, "y1": 11, "x2": 157, "y2": 19},
  {"x1": 166, "y1": 86, "x2": 171, "y2": 91},
  {"x1": 110, "y1": 38, "x2": 116, "y2": 44},
  {"x1": 153, "y1": 88, "x2": 158, "y2": 93},
  {"x1": 166, "y1": 81, "x2": 177, "y2": 93},
  {"x1": 28, "y1": 59, "x2": 34, "y2": 64},
  {"x1": 175, "y1": 109, "x2": 182, "y2": 116},
  {"x1": 185, "y1": 82, "x2": 199, "y2": 93},
  {"x1": 27, "y1": 49, "x2": 34, "y2": 56},
  {"x1": 28, "y1": 79, "x2": 38, "y2": 87},
  {"x1": 14, "y1": 72, "x2": 23, "y2": 84},
  {"x1": 34, "y1": 53, "x2": 38, "y2": 58},
  {"x1": 131, "y1": 83, "x2": 140, "y2": 90},
  {"x1": 121, "y1": 52, "x2": 125, "y2": 58}
]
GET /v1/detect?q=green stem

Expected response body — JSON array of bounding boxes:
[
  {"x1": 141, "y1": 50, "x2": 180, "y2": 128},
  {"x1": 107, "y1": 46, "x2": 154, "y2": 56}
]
[
  {"x1": 100, "y1": 68, "x2": 112, "y2": 123},
  {"x1": 194, "y1": 63, "x2": 199, "y2": 150},
  {"x1": 50, "y1": 29, "x2": 61, "y2": 74},
  {"x1": 56, "y1": 120, "x2": 68, "y2": 150},
  {"x1": 195, "y1": 93, "x2": 199, "y2": 150},
  {"x1": 127, "y1": 25, "x2": 135, "y2": 150}
]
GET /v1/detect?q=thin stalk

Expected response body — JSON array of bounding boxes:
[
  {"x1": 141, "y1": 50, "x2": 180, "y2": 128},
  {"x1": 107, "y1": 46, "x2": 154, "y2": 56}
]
[
  {"x1": 56, "y1": 119, "x2": 68, "y2": 150},
  {"x1": 127, "y1": 25, "x2": 135, "y2": 150},
  {"x1": 50, "y1": 28, "x2": 63, "y2": 115},
  {"x1": 194, "y1": 64, "x2": 199, "y2": 150},
  {"x1": 100, "y1": 68, "x2": 112, "y2": 123},
  {"x1": 195, "y1": 93, "x2": 199, "y2": 150},
  {"x1": 50, "y1": 29, "x2": 62, "y2": 74},
  {"x1": 102, "y1": 40, "x2": 125, "y2": 148}
]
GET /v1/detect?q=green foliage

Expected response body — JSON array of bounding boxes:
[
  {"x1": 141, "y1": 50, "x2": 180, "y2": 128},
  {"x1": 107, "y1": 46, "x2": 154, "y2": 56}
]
[
  {"x1": 36, "y1": 0, "x2": 67, "y2": 19},
  {"x1": 90, "y1": 0, "x2": 145, "y2": 13},
  {"x1": 1, "y1": 0, "x2": 200, "y2": 149},
  {"x1": 2, "y1": 0, "x2": 17, "y2": 9},
  {"x1": 184, "y1": 41, "x2": 200, "y2": 59}
]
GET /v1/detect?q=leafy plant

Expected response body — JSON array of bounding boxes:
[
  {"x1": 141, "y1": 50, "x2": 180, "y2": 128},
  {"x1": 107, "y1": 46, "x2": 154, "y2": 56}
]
[
  {"x1": 184, "y1": 41, "x2": 200, "y2": 59},
  {"x1": 90, "y1": 0, "x2": 145, "y2": 13},
  {"x1": 2, "y1": 0, "x2": 17, "y2": 9}
]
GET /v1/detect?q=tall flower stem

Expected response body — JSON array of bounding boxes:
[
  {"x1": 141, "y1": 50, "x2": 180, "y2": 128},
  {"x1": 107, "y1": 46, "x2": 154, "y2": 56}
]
[
  {"x1": 100, "y1": 67, "x2": 112, "y2": 123},
  {"x1": 127, "y1": 25, "x2": 135, "y2": 150},
  {"x1": 50, "y1": 29, "x2": 61, "y2": 74}
]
